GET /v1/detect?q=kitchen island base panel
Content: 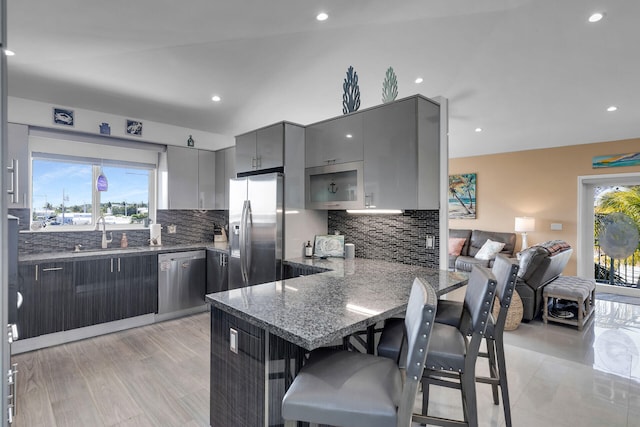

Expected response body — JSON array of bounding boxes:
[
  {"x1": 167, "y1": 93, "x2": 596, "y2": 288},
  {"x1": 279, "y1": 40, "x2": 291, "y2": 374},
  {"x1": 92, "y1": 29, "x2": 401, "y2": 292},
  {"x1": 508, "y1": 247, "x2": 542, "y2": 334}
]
[{"x1": 210, "y1": 307, "x2": 301, "y2": 427}]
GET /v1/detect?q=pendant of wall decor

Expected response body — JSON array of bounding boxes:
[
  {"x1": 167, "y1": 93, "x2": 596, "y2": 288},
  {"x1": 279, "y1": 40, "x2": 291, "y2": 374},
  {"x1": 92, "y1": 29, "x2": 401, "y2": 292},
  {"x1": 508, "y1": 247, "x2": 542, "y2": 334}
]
[
  {"x1": 382, "y1": 66, "x2": 398, "y2": 103},
  {"x1": 96, "y1": 166, "x2": 108, "y2": 192},
  {"x1": 342, "y1": 66, "x2": 361, "y2": 114}
]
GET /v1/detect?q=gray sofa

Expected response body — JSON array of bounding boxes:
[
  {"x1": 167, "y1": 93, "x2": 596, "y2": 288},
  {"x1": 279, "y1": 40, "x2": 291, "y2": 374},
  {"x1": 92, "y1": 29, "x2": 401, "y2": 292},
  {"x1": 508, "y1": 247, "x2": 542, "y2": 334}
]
[
  {"x1": 515, "y1": 240, "x2": 573, "y2": 321},
  {"x1": 449, "y1": 229, "x2": 517, "y2": 272}
]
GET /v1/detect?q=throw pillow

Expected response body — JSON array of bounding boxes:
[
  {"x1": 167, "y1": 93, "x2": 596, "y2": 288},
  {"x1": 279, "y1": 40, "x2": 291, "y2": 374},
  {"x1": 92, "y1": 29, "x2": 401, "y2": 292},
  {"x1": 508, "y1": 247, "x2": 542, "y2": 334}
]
[
  {"x1": 474, "y1": 239, "x2": 506, "y2": 260},
  {"x1": 448, "y1": 237, "x2": 467, "y2": 256}
]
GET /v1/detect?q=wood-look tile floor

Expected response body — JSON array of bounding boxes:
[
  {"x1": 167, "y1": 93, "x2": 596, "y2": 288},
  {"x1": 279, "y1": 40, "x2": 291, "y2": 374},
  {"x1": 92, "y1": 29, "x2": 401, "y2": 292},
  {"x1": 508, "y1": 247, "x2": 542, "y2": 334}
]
[{"x1": 12, "y1": 313, "x2": 211, "y2": 427}]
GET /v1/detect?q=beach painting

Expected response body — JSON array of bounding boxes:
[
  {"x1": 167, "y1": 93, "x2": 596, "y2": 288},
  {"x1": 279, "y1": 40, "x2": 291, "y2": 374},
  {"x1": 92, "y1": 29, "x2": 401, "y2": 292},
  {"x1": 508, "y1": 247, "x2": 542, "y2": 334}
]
[
  {"x1": 593, "y1": 152, "x2": 640, "y2": 169},
  {"x1": 449, "y1": 173, "x2": 476, "y2": 219}
]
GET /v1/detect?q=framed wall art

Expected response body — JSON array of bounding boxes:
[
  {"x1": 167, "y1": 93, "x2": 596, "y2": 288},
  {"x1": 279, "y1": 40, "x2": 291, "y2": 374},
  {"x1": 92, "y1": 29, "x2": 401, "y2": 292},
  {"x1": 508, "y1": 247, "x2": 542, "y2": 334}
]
[
  {"x1": 593, "y1": 152, "x2": 640, "y2": 168},
  {"x1": 448, "y1": 173, "x2": 476, "y2": 219},
  {"x1": 53, "y1": 107, "x2": 74, "y2": 126},
  {"x1": 314, "y1": 234, "x2": 345, "y2": 258},
  {"x1": 126, "y1": 119, "x2": 143, "y2": 136}
]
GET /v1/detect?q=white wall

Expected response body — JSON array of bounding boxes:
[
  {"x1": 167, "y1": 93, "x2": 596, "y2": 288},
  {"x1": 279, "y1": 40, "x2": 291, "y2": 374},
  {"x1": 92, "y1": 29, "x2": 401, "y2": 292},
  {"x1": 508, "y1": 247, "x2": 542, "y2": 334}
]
[
  {"x1": 9, "y1": 96, "x2": 234, "y2": 151},
  {"x1": 284, "y1": 210, "x2": 327, "y2": 259}
]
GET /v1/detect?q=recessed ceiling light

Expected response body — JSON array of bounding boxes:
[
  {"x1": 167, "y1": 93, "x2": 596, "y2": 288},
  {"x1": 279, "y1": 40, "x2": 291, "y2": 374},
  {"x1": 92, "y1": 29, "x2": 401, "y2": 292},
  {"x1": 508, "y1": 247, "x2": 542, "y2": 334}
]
[
  {"x1": 415, "y1": 77, "x2": 424, "y2": 84},
  {"x1": 588, "y1": 12, "x2": 604, "y2": 23},
  {"x1": 607, "y1": 106, "x2": 618, "y2": 112},
  {"x1": 316, "y1": 12, "x2": 328, "y2": 21},
  {"x1": 4, "y1": 49, "x2": 14, "y2": 56},
  {"x1": 475, "y1": 127, "x2": 483, "y2": 132},
  {"x1": 211, "y1": 95, "x2": 221, "y2": 102},
  {"x1": 345, "y1": 134, "x2": 353, "y2": 138}
]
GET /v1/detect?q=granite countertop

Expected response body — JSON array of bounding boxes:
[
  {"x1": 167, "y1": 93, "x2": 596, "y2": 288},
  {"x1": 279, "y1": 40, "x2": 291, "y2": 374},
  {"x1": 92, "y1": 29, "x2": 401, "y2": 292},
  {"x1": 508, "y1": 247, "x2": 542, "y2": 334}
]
[
  {"x1": 19, "y1": 241, "x2": 230, "y2": 263},
  {"x1": 206, "y1": 257, "x2": 468, "y2": 351}
]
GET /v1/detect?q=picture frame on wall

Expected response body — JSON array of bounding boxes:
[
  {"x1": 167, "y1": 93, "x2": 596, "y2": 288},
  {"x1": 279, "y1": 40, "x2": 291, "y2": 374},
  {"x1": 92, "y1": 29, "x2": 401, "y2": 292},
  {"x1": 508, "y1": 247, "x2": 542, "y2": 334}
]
[
  {"x1": 53, "y1": 107, "x2": 74, "y2": 126},
  {"x1": 448, "y1": 173, "x2": 476, "y2": 219},
  {"x1": 126, "y1": 119, "x2": 143, "y2": 136}
]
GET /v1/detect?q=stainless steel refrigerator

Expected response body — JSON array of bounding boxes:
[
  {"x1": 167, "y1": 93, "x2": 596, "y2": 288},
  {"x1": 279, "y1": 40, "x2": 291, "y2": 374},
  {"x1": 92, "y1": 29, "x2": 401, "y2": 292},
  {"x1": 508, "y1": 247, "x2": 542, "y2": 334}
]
[{"x1": 228, "y1": 173, "x2": 283, "y2": 289}]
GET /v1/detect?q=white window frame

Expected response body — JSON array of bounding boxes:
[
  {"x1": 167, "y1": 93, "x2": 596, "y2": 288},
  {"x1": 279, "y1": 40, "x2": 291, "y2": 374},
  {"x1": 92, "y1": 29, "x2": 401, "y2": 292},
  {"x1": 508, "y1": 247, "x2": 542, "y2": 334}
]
[{"x1": 28, "y1": 127, "x2": 163, "y2": 232}]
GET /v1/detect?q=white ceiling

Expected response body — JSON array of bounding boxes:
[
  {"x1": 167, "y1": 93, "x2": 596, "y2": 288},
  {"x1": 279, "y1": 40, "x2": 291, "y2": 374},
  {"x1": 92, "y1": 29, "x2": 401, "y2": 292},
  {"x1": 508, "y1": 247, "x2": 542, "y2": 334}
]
[{"x1": 6, "y1": 0, "x2": 640, "y2": 157}]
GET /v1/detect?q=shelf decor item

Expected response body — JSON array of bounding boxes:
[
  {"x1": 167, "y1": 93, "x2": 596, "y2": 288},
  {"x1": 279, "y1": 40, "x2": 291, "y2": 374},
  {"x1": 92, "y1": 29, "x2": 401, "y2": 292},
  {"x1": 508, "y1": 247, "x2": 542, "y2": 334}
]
[
  {"x1": 99, "y1": 122, "x2": 111, "y2": 135},
  {"x1": 342, "y1": 66, "x2": 361, "y2": 114},
  {"x1": 382, "y1": 66, "x2": 398, "y2": 103},
  {"x1": 126, "y1": 119, "x2": 143, "y2": 136}
]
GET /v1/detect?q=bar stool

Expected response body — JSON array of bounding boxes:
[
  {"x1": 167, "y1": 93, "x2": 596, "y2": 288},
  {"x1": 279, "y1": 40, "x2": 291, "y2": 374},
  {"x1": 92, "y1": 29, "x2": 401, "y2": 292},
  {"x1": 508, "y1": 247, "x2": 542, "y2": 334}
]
[
  {"x1": 281, "y1": 277, "x2": 438, "y2": 427},
  {"x1": 431, "y1": 254, "x2": 519, "y2": 427}
]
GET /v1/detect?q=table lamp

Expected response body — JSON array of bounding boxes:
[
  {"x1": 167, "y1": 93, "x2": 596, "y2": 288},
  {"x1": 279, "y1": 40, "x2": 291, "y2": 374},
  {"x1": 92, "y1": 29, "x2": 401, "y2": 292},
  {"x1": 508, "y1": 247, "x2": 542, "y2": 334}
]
[{"x1": 515, "y1": 216, "x2": 535, "y2": 251}]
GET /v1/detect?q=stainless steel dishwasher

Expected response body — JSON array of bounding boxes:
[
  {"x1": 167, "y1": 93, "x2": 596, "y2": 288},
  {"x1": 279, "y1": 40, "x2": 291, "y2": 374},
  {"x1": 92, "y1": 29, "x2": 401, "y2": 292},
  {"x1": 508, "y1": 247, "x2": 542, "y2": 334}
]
[{"x1": 158, "y1": 250, "x2": 206, "y2": 315}]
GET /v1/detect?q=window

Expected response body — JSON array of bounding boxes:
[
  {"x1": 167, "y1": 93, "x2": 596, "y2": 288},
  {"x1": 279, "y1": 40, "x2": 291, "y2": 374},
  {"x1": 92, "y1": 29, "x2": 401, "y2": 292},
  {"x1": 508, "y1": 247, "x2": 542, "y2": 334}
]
[{"x1": 29, "y1": 129, "x2": 160, "y2": 231}]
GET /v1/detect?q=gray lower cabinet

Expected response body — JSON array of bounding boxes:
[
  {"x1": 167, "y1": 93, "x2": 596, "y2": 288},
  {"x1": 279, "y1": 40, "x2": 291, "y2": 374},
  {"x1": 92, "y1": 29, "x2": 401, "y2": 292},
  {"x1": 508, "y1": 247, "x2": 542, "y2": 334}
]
[
  {"x1": 206, "y1": 250, "x2": 228, "y2": 294},
  {"x1": 17, "y1": 262, "x2": 73, "y2": 339},
  {"x1": 17, "y1": 254, "x2": 158, "y2": 339}
]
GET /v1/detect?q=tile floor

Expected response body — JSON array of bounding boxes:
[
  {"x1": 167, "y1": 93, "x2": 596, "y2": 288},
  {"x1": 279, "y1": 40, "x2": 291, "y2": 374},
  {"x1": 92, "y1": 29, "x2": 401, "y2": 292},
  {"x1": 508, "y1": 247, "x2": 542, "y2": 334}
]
[
  {"x1": 420, "y1": 291, "x2": 640, "y2": 426},
  {"x1": 12, "y1": 293, "x2": 640, "y2": 426}
]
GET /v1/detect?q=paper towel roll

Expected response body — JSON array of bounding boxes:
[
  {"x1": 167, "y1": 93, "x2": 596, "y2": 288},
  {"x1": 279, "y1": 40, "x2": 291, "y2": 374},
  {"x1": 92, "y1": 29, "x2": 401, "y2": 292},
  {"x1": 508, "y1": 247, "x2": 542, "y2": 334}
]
[
  {"x1": 345, "y1": 243, "x2": 355, "y2": 259},
  {"x1": 150, "y1": 224, "x2": 162, "y2": 246}
]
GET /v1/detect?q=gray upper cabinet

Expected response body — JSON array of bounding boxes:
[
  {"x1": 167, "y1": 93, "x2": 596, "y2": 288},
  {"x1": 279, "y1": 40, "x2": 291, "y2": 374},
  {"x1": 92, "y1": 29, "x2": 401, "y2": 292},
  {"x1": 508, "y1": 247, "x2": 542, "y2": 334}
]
[
  {"x1": 167, "y1": 146, "x2": 199, "y2": 209},
  {"x1": 198, "y1": 150, "x2": 216, "y2": 209},
  {"x1": 416, "y1": 97, "x2": 441, "y2": 209},
  {"x1": 363, "y1": 96, "x2": 440, "y2": 210},
  {"x1": 167, "y1": 146, "x2": 217, "y2": 209},
  {"x1": 363, "y1": 98, "x2": 418, "y2": 209},
  {"x1": 214, "y1": 146, "x2": 236, "y2": 210},
  {"x1": 7, "y1": 123, "x2": 29, "y2": 207},
  {"x1": 305, "y1": 113, "x2": 363, "y2": 168},
  {"x1": 305, "y1": 95, "x2": 441, "y2": 210},
  {"x1": 235, "y1": 123, "x2": 284, "y2": 174}
]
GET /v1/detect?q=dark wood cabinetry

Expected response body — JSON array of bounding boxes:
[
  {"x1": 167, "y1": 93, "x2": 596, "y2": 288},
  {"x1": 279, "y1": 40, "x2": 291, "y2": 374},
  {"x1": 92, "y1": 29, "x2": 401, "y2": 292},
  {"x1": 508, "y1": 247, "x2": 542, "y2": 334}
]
[
  {"x1": 18, "y1": 262, "x2": 73, "y2": 339},
  {"x1": 18, "y1": 253, "x2": 158, "y2": 340},
  {"x1": 70, "y1": 254, "x2": 158, "y2": 329},
  {"x1": 120, "y1": 254, "x2": 158, "y2": 318}
]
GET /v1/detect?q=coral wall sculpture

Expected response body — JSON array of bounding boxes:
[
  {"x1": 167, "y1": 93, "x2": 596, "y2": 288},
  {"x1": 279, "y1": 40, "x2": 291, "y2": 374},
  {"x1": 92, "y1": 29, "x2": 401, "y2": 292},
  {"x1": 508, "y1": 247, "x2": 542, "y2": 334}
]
[
  {"x1": 342, "y1": 66, "x2": 361, "y2": 114},
  {"x1": 382, "y1": 66, "x2": 398, "y2": 103}
]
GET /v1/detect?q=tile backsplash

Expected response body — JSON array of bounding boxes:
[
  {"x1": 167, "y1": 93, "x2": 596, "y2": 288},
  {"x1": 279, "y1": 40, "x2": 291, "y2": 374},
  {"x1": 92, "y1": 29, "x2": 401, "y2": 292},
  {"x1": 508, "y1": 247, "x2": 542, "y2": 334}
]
[
  {"x1": 13, "y1": 206, "x2": 438, "y2": 266},
  {"x1": 327, "y1": 210, "x2": 439, "y2": 268},
  {"x1": 14, "y1": 209, "x2": 228, "y2": 255}
]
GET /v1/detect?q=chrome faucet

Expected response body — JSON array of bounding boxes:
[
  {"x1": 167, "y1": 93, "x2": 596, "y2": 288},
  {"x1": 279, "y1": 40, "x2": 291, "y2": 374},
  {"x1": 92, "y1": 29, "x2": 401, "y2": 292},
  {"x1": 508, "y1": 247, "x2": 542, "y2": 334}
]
[{"x1": 96, "y1": 216, "x2": 113, "y2": 249}]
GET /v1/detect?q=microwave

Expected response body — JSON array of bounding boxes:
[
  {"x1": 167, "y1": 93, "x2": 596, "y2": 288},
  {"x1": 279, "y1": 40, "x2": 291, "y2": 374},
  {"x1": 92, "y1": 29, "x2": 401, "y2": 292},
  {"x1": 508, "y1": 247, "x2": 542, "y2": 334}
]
[{"x1": 305, "y1": 161, "x2": 364, "y2": 210}]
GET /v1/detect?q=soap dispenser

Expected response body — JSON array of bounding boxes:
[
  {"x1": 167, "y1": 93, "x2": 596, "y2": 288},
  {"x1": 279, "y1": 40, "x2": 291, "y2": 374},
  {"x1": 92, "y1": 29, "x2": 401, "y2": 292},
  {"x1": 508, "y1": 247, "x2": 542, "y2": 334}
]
[{"x1": 120, "y1": 233, "x2": 128, "y2": 248}]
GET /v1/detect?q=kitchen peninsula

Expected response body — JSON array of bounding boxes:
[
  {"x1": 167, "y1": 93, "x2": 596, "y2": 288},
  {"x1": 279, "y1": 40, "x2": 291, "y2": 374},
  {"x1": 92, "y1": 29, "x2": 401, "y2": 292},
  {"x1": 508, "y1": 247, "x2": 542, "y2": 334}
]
[{"x1": 206, "y1": 257, "x2": 468, "y2": 427}]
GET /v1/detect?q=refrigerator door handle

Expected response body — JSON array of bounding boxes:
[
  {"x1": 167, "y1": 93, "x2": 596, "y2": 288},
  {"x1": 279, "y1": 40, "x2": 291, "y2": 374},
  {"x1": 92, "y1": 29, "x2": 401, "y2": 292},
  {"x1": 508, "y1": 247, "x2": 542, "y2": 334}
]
[
  {"x1": 240, "y1": 200, "x2": 253, "y2": 285},
  {"x1": 239, "y1": 200, "x2": 248, "y2": 284},
  {"x1": 244, "y1": 200, "x2": 253, "y2": 285}
]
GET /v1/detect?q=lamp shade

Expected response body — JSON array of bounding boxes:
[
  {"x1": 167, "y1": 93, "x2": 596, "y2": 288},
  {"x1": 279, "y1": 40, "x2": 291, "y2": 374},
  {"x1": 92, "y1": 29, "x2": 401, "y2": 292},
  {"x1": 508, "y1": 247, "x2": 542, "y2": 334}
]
[{"x1": 514, "y1": 216, "x2": 535, "y2": 233}]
